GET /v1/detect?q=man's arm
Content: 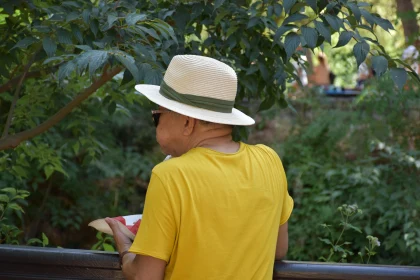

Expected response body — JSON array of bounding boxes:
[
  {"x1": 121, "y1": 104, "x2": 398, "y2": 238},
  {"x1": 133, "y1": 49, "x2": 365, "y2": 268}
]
[
  {"x1": 106, "y1": 218, "x2": 166, "y2": 280},
  {"x1": 275, "y1": 222, "x2": 289, "y2": 260},
  {"x1": 121, "y1": 253, "x2": 166, "y2": 280}
]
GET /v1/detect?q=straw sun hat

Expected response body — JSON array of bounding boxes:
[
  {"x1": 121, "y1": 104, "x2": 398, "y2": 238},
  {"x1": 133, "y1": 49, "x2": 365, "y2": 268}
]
[{"x1": 134, "y1": 55, "x2": 255, "y2": 126}]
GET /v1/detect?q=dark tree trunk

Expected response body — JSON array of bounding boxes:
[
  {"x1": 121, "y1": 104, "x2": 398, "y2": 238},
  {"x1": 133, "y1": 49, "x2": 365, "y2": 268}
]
[{"x1": 396, "y1": 0, "x2": 419, "y2": 44}]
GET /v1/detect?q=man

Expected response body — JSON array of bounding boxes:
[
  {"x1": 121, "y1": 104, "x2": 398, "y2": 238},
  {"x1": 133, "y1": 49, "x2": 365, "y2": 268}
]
[{"x1": 106, "y1": 55, "x2": 294, "y2": 280}]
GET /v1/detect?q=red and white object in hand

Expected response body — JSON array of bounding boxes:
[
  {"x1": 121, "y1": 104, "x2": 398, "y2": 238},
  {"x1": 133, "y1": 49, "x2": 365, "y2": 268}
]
[{"x1": 88, "y1": 214, "x2": 142, "y2": 240}]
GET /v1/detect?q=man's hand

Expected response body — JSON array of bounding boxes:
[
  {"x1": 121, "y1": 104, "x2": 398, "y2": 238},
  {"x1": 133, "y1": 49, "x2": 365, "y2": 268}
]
[
  {"x1": 105, "y1": 217, "x2": 167, "y2": 280},
  {"x1": 105, "y1": 217, "x2": 133, "y2": 254}
]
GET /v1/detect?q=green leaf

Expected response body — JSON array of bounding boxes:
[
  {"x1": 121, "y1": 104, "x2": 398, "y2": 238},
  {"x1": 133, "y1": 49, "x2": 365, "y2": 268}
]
[
  {"x1": 62, "y1": 1, "x2": 82, "y2": 8},
  {"x1": 121, "y1": 69, "x2": 134, "y2": 86},
  {"x1": 258, "y1": 95, "x2": 275, "y2": 112},
  {"x1": 17, "y1": 190, "x2": 30, "y2": 198},
  {"x1": 96, "y1": 231, "x2": 103, "y2": 240},
  {"x1": 360, "y1": 9, "x2": 375, "y2": 26},
  {"x1": 346, "y1": 223, "x2": 362, "y2": 233},
  {"x1": 126, "y1": 13, "x2": 147, "y2": 26},
  {"x1": 42, "y1": 37, "x2": 57, "y2": 57},
  {"x1": 57, "y1": 29, "x2": 73, "y2": 45},
  {"x1": 107, "y1": 14, "x2": 118, "y2": 26},
  {"x1": 335, "y1": 31, "x2": 353, "y2": 48},
  {"x1": 284, "y1": 0, "x2": 297, "y2": 14},
  {"x1": 27, "y1": 238, "x2": 43, "y2": 246},
  {"x1": 7, "y1": 203, "x2": 24, "y2": 213},
  {"x1": 353, "y1": 41, "x2": 370, "y2": 67},
  {"x1": 319, "y1": 238, "x2": 333, "y2": 245},
  {"x1": 317, "y1": 0, "x2": 329, "y2": 11},
  {"x1": 73, "y1": 141, "x2": 80, "y2": 154},
  {"x1": 358, "y1": 2, "x2": 371, "y2": 7},
  {"x1": 247, "y1": 17, "x2": 260, "y2": 29},
  {"x1": 290, "y1": 2, "x2": 306, "y2": 14},
  {"x1": 0, "y1": 194, "x2": 9, "y2": 203},
  {"x1": 71, "y1": 24, "x2": 83, "y2": 44},
  {"x1": 314, "y1": 20, "x2": 331, "y2": 44},
  {"x1": 372, "y1": 55, "x2": 388, "y2": 77},
  {"x1": 90, "y1": 19, "x2": 99, "y2": 37},
  {"x1": 75, "y1": 45, "x2": 92, "y2": 51},
  {"x1": 87, "y1": 50, "x2": 109, "y2": 76},
  {"x1": 226, "y1": 25, "x2": 239, "y2": 37},
  {"x1": 283, "y1": 13, "x2": 308, "y2": 25},
  {"x1": 325, "y1": 2, "x2": 337, "y2": 12},
  {"x1": 44, "y1": 165, "x2": 54, "y2": 179},
  {"x1": 301, "y1": 26, "x2": 318, "y2": 49},
  {"x1": 136, "y1": 26, "x2": 160, "y2": 41},
  {"x1": 144, "y1": 68, "x2": 163, "y2": 85},
  {"x1": 12, "y1": 165, "x2": 27, "y2": 178},
  {"x1": 284, "y1": 32, "x2": 301, "y2": 60},
  {"x1": 58, "y1": 61, "x2": 76, "y2": 81},
  {"x1": 390, "y1": 68, "x2": 408, "y2": 91},
  {"x1": 274, "y1": 25, "x2": 296, "y2": 43},
  {"x1": 114, "y1": 51, "x2": 139, "y2": 82},
  {"x1": 347, "y1": 2, "x2": 361, "y2": 23},
  {"x1": 103, "y1": 243, "x2": 115, "y2": 252},
  {"x1": 82, "y1": 9, "x2": 90, "y2": 24},
  {"x1": 214, "y1": 0, "x2": 226, "y2": 9},
  {"x1": 215, "y1": 10, "x2": 229, "y2": 25},
  {"x1": 306, "y1": 0, "x2": 317, "y2": 13},
  {"x1": 258, "y1": 62, "x2": 269, "y2": 81},
  {"x1": 324, "y1": 14, "x2": 342, "y2": 31},
  {"x1": 1, "y1": 188, "x2": 16, "y2": 195},
  {"x1": 373, "y1": 16, "x2": 394, "y2": 32},
  {"x1": 66, "y1": 12, "x2": 79, "y2": 22},
  {"x1": 274, "y1": 3, "x2": 283, "y2": 16},
  {"x1": 108, "y1": 101, "x2": 116, "y2": 115},
  {"x1": 42, "y1": 232, "x2": 49, "y2": 246},
  {"x1": 153, "y1": 19, "x2": 178, "y2": 45},
  {"x1": 11, "y1": 37, "x2": 38, "y2": 50}
]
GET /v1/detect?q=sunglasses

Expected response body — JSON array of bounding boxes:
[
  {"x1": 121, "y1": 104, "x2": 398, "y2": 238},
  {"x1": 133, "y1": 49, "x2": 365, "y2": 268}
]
[{"x1": 151, "y1": 109, "x2": 170, "y2": 127}]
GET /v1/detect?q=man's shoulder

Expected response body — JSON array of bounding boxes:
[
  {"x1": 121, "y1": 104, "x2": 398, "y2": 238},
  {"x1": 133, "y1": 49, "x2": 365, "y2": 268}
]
[
  {"x1": 151, "y1": 153, "x2": 195, "y2": 177},
  {"x1": 252, "y1": 143, "x2": 280, "y2": 157}
]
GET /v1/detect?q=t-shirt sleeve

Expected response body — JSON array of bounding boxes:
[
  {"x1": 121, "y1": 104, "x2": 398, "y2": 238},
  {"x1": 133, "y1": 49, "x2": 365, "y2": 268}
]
[
  {"x1": 256, "y1": 144, "x2": 294, "y2": 225},
  {"x1": 129, "y1": 172, "x2": 177, "y2": 262},
  {"x1": 279, "y1": 160, "x2": 294, "y2": 225}
]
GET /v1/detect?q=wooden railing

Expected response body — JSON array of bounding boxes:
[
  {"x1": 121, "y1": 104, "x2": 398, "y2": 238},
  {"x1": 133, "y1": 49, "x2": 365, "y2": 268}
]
[{"x1": 0, "y1": 245, "x2": 419, "y2": 280}]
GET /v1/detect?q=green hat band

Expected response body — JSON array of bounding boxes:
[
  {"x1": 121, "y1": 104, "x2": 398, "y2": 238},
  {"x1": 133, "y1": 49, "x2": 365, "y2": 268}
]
[{"x1": 159, "y1": 80, "x2": 234, "y2": 113}]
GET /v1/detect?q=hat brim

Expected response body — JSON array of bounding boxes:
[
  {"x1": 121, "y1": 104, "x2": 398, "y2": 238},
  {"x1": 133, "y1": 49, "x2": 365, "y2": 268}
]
[{"x1": 135, "y1": 85, "x2": 255, "y2": 126}]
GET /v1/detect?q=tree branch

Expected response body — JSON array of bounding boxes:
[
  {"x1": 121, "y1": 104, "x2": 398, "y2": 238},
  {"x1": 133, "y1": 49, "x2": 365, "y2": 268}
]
[
  {"x1": 0, "y1": 66, "x2": 123, "y2": 151},
  {"x1": 1, "y1": 53, "x2": 38, "y2": 138},
  {"x1": 0, "y1": 63, "x2": 63, "y2": 94}
]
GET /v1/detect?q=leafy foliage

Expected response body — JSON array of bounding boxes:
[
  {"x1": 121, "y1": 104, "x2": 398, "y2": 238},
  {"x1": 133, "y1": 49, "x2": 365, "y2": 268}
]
[
  {"x1": 278, "y1": 75, "x2": 420, "y2": 265},
  {"x1": 318, "y1": 204, "x2": 380, "y2": 264}
]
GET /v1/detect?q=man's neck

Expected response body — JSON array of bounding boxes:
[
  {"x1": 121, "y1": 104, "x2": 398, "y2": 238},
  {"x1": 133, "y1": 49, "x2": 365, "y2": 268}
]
[{"x1": 188, "y1": 125, "x2": 239, "y2": 154}]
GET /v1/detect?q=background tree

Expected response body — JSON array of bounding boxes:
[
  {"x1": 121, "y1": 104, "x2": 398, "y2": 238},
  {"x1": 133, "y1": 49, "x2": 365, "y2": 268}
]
[{"x1": 396, "y1": 0, "x2": 419, "y2": 43}]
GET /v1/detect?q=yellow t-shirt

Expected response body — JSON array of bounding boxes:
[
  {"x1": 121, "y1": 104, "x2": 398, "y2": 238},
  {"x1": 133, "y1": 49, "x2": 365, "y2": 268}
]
[{"x1": 129, "y1": 142, "x2": 293, "y2": 280}]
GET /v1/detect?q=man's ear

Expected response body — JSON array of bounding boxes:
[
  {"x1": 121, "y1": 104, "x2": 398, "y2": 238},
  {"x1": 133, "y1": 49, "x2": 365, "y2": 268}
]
[{"x1": 183, "y1": 116, "x2": 196, "y2": 136}]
